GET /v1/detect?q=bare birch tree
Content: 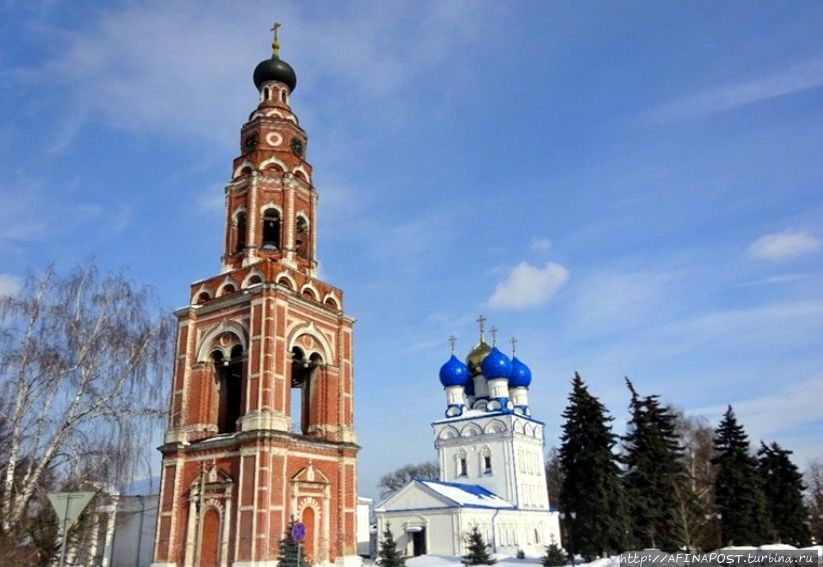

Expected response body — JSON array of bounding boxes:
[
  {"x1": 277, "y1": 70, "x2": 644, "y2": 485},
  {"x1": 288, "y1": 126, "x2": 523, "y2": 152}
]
[{"x1": 0, "y1": 264, "x2": 172, "y2": 562}]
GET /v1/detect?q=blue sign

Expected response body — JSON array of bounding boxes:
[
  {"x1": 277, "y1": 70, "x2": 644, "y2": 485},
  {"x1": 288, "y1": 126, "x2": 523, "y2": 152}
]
[{"x1": 292, "y1": 521, "x2": 306, "y2": 542}]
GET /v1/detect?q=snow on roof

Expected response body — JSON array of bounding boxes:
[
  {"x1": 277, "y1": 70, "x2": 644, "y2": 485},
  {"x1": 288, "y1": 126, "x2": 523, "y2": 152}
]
[{"x1": 417, "y1": 479, "x2": 514, "y2": 509}]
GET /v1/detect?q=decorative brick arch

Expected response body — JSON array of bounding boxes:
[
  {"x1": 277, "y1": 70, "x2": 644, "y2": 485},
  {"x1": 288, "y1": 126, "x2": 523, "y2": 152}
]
[
  {"x1": 287, "y1": 321, "x2": 334, "y2": 364},
  {"x1": 232, "y1": 160, "x2": 255, "y2": 179},
  {"x1": 196, "y1": 322, "x2": 248, "y2": 363}
]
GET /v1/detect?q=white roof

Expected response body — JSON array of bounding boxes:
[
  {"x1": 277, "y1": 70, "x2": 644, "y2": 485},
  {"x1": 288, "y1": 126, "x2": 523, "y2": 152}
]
[{"x1": 417, "y1": 480, "x2": 514, "y2": 509}]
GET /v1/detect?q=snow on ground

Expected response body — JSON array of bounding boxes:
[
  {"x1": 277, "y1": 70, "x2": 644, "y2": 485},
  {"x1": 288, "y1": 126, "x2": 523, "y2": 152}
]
[{"x1": 401, "y1": 545, "x2": 823, "y2": 567}]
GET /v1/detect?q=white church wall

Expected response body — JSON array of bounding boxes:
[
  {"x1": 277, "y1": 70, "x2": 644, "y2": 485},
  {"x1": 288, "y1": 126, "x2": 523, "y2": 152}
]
[
  {"x1": 356, "y1": 496, "x2": 373, "y2": 557},
  {"x1": 376, "y1": 508, "x2": 460, "y2": 557}
]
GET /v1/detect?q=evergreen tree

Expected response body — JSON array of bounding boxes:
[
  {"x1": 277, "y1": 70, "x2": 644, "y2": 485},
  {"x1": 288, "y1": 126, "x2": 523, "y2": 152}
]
[
  {"x1": 278, "y1": 520, "x2": 311, "y2": 567},
  {"x1": 559, "y1": 373, "x2": 628, "y2": 559},
  {"x1": 542, "y1": 539, "x2": 567, "y2": 567},
  {"x1": 621, "y1": 379, "x2": 690, "y2": 551},
  {"x1": 712, "y1": 406, "x2": 771, "y2": 546},
  {"x1": 462, "y1": 526, "x2": 496, "y2": 565},
  {"x1": 377, "y1": 523, "x2": 406, "y2": 567},
  {"x1": 757, "y1": 442, "x2": 812, "y2": 547}
]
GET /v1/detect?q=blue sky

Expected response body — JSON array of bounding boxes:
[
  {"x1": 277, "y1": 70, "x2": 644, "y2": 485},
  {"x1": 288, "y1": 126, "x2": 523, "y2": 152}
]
[{"x1": 1, "y1": 1, "x2": 822, "y2": 499}]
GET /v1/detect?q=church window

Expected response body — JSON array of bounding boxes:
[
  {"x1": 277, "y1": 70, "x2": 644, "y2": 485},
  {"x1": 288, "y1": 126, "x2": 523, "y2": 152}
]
[
  {"x1": 295, "y1": 216, "x2": 308, "y2": 258},
  {"x1": 483, "y1": 454, "x2": 492, "y2": 475},
  {"x1": 262, "y1": 208, "x2": 281, "y2": 249},
  {"x1": 235, "y1": 211, "x2": 247, "y2": 254},
  {"x1": 196, "y1": 291, "x2": 210, "y2": 304},
  {"x1": 213, "y1": 345, "x2": 244, "y2": 434},
  {"x1": 458, "y1": 454, "x2": 467, "y2": 477},
  {"x1": 301, "y1": 287, "x2": 316, "y2": 300}
]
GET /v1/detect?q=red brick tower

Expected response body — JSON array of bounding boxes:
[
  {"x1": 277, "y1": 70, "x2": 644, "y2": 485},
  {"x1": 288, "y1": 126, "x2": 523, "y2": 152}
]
[{"x1": 152, "y1": 26, "x2": 359, "y2": 567}]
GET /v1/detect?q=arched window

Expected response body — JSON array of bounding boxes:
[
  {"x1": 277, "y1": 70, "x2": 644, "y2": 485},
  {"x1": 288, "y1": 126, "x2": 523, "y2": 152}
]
[
  {"x1": 290, "y1": 347, "x2": 322, "y2": 435},
  {"x1": 482, "y1": 447, "x2": 493, "y2": 475},
  {"x1": 262, "y1": 208, "x2": 281, "y2": 250},
  {"x1": 456, "y1": 450, "x2": 468, "y2": 477},
  {"x1": 234, "y1": 211, "x2": 247, "y2": 254},
  {"x1": 295, "y1": 216, "x2": 308, "y2": 258},
  {"x1": 213, "y1": 345, "x2": 244, "y2": 434}
]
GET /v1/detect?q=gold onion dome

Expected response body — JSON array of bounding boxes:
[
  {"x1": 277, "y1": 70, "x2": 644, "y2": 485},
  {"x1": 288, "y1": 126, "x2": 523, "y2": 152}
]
[{"x1": 465, "y1": 341, "x2": 492, "y2": 376}]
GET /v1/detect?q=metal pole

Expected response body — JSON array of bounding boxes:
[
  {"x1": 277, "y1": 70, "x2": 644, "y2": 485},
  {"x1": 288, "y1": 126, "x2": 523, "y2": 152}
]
[{"x1": 58, "y1": 496, "x2": 70, "y2": 567}]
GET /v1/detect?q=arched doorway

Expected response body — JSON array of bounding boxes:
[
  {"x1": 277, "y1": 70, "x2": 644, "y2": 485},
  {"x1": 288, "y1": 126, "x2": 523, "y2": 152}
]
[
  {"x1": 200, "y1": 507, "x2": 221, "y2": 567},
  {"x1": 302, "y1": 506, "x2": 316, "y2": 563}
]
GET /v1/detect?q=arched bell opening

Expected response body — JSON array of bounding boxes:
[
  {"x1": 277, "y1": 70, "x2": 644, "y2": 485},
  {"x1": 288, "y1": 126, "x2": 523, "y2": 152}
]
[
  {"x1": 262, "y1": 208, "x2": 281, "y2": 250},
  {"x1": 295, "y1": 216, "x2": 309, "y2": 259},
  {"x1": 212, "y1": 344, "x2": 245, "y2": 434},
  {"x1": 290, "y1": 347, "x2": 323, "y2": 435},
  {"x1": 234, "y1": 211, "x2": 247, "y2": 254}
]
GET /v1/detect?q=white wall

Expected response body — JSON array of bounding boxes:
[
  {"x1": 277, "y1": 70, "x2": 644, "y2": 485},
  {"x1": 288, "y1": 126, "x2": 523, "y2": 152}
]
[{"x1": 108, "y1": 494, "x2": 158, "y2": 567}]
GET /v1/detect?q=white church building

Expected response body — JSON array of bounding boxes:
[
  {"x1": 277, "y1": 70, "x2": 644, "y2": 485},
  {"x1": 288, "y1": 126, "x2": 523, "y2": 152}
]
[{"x1": 375, "y1": 324, "x2": 562, "y2": 557}]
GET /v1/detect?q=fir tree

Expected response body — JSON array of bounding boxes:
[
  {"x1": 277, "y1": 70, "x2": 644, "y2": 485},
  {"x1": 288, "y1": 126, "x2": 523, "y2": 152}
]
[
  {"x1": 621, "y1": 379, "x2": 690, "y2": 551},
  {"x1": 712, "y1": 406, "x2": 771, "y2": 546},
  {"x1": 462, "y1": 526, "x2": 496, "y2": 565},
  {"x1": 377, "y1": 523, "x2": 406, "y2": 567},
  {"x1": 559, "y1": 373, "x2": 628, "y2": 559},
  {"x1": 278, "y1": 520, "x2": 311, "y2": 567},
  {"x1": 542, "y1": 539, "x2": 567, "y2": 567},
  {"x1": 757, "y1": 442, "x2": 812, "y2": 547}
]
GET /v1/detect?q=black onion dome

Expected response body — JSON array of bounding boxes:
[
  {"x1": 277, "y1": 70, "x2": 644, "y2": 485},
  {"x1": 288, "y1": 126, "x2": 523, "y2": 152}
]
[{"x1": 253, "y1": 55, "x2": 297, "y2": 92}]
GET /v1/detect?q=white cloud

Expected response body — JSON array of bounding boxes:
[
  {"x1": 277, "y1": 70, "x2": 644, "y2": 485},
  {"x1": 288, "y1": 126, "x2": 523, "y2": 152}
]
[
  {"x1": 32, "y1": 1, "x2": 492, "y2": 147},
  {"x1": 737, "y1": 274, "x2": 807, "y2": 287},
  {"x1": 683, "y1": 300, "x2": 823, "y2": 335},
  {"x1": 747, "y1": 230, "x2": 821, "y2": 262},
  {"x1": 652, "y1": 57, "x2": 823, "y2": 122},
  {"x1": 692, "y1": 374, "x2": 823, "y2": 453},
  {"x1": 487, "y1": 261, "x2": 569, "y2": 310},
  {"x1": 530, "y1": 237, "x2": 552, "y2": 251},
  {"x1": 0, "y1": 274, "x2": 22, "y2": 297},
  {"x1": 568, "y1": 270, "x2": 674, "y2": 339}
]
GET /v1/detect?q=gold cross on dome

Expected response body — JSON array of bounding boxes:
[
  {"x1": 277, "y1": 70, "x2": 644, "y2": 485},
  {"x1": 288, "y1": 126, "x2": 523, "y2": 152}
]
[
  {"x1": 270, "y1": 21, "x2": 282, "y2": 56},
  {"x1": 490, "y1": 327, "x2": 498, "y2": 346},
  {"x1": 510, "y1": 336, "x2": 518, "y2": 355},
  {"x1": 448, "y1": 335, "x2": 457, "y2": 354},
  {"x1": 476, "y1": 314, "x2": 487, "y2": 340}
]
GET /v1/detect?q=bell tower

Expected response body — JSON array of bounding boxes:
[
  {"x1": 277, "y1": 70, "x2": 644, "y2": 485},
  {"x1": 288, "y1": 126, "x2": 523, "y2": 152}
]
[{"x1": 152, "y1": 25, "x2": 359, "y2": 567}]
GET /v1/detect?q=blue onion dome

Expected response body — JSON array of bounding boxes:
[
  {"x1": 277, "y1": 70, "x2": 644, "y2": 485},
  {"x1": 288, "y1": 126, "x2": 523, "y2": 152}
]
[
  {"x1": 509, "y1": 356, "x2": 532, "y2": 388},
  {"x1": 465, "y1": 341, "x2": 492, "y2": 375},
  {"x1": 464, "y1": 375, "x2": 475, "y2": 396},
  {"x1": 481, "y1": 347, "x2": 513, "y2": 379},
  {"x1": 439, "y1": 355, "x2": 470, "y2": 387}
]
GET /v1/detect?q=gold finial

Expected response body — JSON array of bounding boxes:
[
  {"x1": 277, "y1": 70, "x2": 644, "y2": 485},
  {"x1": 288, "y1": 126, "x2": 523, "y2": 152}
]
[
  {"x1": 449, "y1": 335, "x2": 457, "y2": 354},
  {"x1": 270, "y1": 21, "x2": 282, "y2": 57},
  {"x1": 490, "y1": 327, "x2": 498, "y2": 346},
  {"x1": 476, "y1": 314, "x2": 487, "y2": 342},
  {"x1": 510, "y1": 337, "x2": 518, "y2": 355}
]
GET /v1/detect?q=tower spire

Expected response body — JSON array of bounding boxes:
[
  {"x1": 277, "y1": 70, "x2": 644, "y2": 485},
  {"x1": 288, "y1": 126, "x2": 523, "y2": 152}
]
[{"x1": 270, "y1": 21, "x2": 282, "y2": 57}]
